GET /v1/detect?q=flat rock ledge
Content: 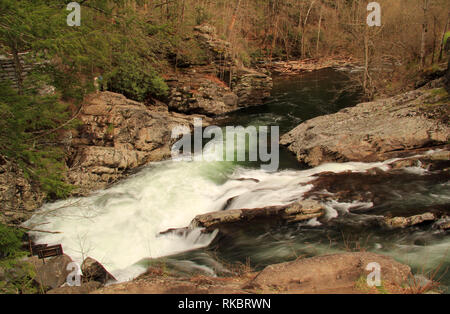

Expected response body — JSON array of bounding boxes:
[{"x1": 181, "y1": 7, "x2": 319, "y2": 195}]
[
  {"x1": 248, "y1": 252, "x2": 412, "y2": 294},
  {"x1": 92, "y1": 252, "x2": 413, "y2": 294},
  {"x1": 190, "y1": 199, "x2": 324, "y2": 232},
  {"x1": 281, "y1": 84, "x2": 450, "y2": 166}
]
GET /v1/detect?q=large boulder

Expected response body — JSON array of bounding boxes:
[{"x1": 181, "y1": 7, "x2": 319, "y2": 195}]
[
  {"x1": 281, "y1": 86, "x2": 450, "y2": 166},
  {"x1": 249, "y1": 252, "x2": 412, "y2": 293},
  {"x1": 28, "y1": 254, "x2": 73, "y2": 289},
  {"x1": 166, "y1": 71, "x2": 241, "y2": 116},
  {"x1": 81, "y1": 257, "x2": 116, "y2": 284}
]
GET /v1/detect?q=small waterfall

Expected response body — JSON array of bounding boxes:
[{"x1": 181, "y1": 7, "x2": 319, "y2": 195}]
[{"x1": 23, "y1": 154, "x2": 404, "y2": 282}]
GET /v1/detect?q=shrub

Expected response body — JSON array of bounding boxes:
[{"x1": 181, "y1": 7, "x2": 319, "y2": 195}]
[
  {"x1": 0, "y1": 224, "x2": 24, "y2": 258},
  {"x1": 106, "y1": 53, "x2": 169, "y2": 102}
]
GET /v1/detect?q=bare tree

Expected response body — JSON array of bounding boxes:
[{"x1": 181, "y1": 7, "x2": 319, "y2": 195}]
[{"x1": 420, "y1": 0, "x2": 430, "y2": 69}]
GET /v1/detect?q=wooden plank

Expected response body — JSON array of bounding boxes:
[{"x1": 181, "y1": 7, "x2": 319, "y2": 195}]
[
  {"x1": 31, "y1": 244, "x2": 48, "y2": 256},
  {"x1": 37, "y1": 244, "x2": 63, "y2": 259}
]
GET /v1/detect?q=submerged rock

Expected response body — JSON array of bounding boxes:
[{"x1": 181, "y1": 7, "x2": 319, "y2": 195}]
[
  {"x1": 385, "y1": 213, "x2": 436, "y2": 228},
  {"x1": 280, "y1": 85, "x2": 450, "y2": 166},
  {"x1": 433, "y1": 216, "x2": 450, "y2": 231},
  {"x1": 190, "y1": 199, "x2": 324, "y2": 231}
]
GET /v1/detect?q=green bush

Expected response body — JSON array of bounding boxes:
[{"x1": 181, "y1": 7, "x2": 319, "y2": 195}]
[
  {"x1": 0, "y1": 260, "x2": 38, "y2": 294},
  {"x1": 106, "y1": 53, "x2": 169, "y2": 102},
  {"x1": 0, "y1": 224, "x2": 24, "y2": 258}
]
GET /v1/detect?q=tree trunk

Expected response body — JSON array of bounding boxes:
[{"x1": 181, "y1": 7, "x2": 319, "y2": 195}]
[
  {"x1": 316, "y1": 5, "x2": 323, "y2": 57},
  {"x1": 431, "y1": 16, "x2": 437, "y2": 64},
  {"x1": 438, "y1": 13, "x2": 449, "y2": 62},
  {"x1": 301, "y1": 0, "x2": 316, "y2": 59},
  {"x1": 227, "y1": 0, "x2": 242, "y2": 38},
  {"x1": 420, "y1": 0, "x2": 429, "y2": 69},
  {"x1": 11, "y1": 42, "x2": 24, "y2": 94}
]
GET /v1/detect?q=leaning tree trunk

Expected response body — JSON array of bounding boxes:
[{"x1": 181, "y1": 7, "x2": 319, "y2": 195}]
[{"x1": 227, "y1": 0, "x2": 242, "y2": 38}]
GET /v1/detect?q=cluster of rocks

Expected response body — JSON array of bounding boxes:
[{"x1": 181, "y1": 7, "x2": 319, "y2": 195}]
[
  {"x1": 193, "y1": 25, "x2": 234, "y2": 68},
  {"x1": 0, "y1": 253, "x2": 115, "y2": 294},
  {"x1": 385, "y1": 213, "x2": 437, "y2": 229},
  {"x1": 27, "y1": 254, "x2": 114, "y2": 294}
]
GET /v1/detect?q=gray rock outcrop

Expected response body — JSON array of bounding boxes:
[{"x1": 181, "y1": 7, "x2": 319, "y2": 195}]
[{"x1": 281, "y1": 86, "x2": 450, "y2": 166}]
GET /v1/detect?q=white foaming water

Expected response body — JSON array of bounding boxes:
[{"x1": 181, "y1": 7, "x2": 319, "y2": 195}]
[{"x1": 23, "y1": 153, "x2": 410, "y2": 282}]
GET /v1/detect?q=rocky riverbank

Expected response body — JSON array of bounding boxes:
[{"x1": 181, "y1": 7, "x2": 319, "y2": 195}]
[
  {"x1": 268, "y1": 55, "x2": 360, "y2": 75},
  {"x1": 30, "y1": 252, "x2": 413, "y2": 294},
  {"x1": 0, "y1": 25, "x2": 273, "y2": 226},
  {"x1": 1, "y1": 39, "x2": 448, "y2": 294},
  {"x1": 280, "y1": 79, "x2": 449, "y2": 166}
]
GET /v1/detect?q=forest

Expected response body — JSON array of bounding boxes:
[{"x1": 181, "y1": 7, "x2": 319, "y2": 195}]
[{"x1": 0, "y1": 0, "x2": 449, "y2": 295}]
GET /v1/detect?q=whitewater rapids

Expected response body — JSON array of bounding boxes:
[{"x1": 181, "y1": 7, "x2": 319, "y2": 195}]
[{"x1": 23, "y1": 152, "x2": 403, "y2": 282}]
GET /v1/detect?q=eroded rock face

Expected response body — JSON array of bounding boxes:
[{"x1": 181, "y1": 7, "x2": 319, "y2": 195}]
[
  {"x1": 166, "y1": 25, "x2": 272, "y2": 116},
  {"x1": 281, "y1": 86, "x2": 450, "y2": 166},
  {"x1": 249, "y1": 252, "x2": 412, "y2": 293},
  {"x1": 0, "y1": 156, "x2": 46, "y2": 224},
  {"x1": 166, "y1": 69, "x2": 240, "y2": 116},
  {"x1": 232, "y1": 68, "x2": 272, "y2": 107},
  {"x1": 68, "y1": 92, "x2": 211, "y2": 195}
]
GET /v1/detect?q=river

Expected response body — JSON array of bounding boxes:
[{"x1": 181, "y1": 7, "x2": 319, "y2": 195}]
[{"x1": 24, "y1": 69, "x2": 450, "y2": 292}]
